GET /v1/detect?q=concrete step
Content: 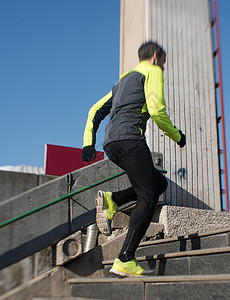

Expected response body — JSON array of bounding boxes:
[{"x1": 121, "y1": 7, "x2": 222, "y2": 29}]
[
  {"x1": 137, "y1": 227, "x2": 230, "y2": 256},
  {"x1": 33, "y1": 298, "x2": 94, "y2": 300},
  {"x1": 103, "y1": 246, "x2": 230, "y2": 277},
  {"x1": 61, "y1": 228, "x2": 230, "y2": 281},
  {"x1": 68, "y1": 274, "x2": 230, "y2": 300},
  {"x1": 101, "y1": 227, "x2": 230, "y2": 263},
  {"x1": 100, "y1": 228, "x2": 230, "y2": 277},
  {"x1": 33, "y1": 297, "x2": 101, "y2": 300}
]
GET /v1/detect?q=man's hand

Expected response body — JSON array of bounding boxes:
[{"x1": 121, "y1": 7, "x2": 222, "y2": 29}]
[
  {"x1": 82, "y1": 145, "x2": 96, "y2": 162},
  {"x1": 177, "y1": 130, "x2": 186, "y2": 148}
]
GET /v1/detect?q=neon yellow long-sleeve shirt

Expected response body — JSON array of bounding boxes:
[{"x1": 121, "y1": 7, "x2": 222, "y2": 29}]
[{"x1": 83, "y1": 60, "x2": 180, "y2": 148}]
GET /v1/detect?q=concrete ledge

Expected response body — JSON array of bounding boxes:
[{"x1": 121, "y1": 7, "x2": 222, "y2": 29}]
[
  {"x1": 68, "y1": 274, "x2": 230, "y2": 283},
  {"x1": 0, "y1": 268, "x2": 58, "y2": 300},
  {"x1": 0, "y1": 170, "x2": 56, "y2": 202},
  {"x1": 33, "y1": 297, "x2": 84, "y2": 300},
  {"x1": 69, "y1": 276, "x2": 230, "y2": 300},
  {"x1": 0, "y1": 245, "x2": 54, "y2": 295},
  {"x1": 33, "y1": 297, "x2": 77, "y2": 300},
  {"x1": 56, "y1": 231, "x2": 82, "y2": 266},
  {"x1": 159, "y1": 206, "x2": 230, "y2": 238},
  {"x1": 102, "y1": 246, "x2": 230, "y2": 265},
  {"x1": 137, "y1": 246, "x2": 230, "y2": 261},
  {"x1": 142, "y1": 223, "x2": 164, "y2": 242},
  {"x1": 139, "y1": 227, "x2": 230, "y2": 248},
  {"x1": 101, "y1": 230, "x2": 128, "y2": 261},
  {"x1": 100, "y1": 222, "x2": 164, "y2": 261},
  {"x1": 111, "y1": 211, "x2": 130, "y2": 229}
]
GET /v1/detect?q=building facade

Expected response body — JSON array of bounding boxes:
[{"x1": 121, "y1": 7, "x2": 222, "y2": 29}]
[{"x1": 120, "y1": 0, "x2": 221, "y2": 210}]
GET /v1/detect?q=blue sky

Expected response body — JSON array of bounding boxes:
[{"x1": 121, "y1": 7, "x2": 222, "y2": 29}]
[
  {"x1": 0, "y1": 0, "x2": 120, "y2": 167},
  {"x1": 0, "y1": 0, "x2": 229, "y2": 203}
]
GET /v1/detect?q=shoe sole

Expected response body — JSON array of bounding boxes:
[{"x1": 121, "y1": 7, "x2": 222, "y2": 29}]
[
  {"x1": 95, "y1": 191, "x2": 112, "y2": 236},
  {"x1": 109, "y1": 267, "x2": 143, "y2": 278}
]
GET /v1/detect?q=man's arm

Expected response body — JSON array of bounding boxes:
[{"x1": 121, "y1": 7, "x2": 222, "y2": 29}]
[
  {"x1": 82, "y1": 90, "x2": 113, "y2": 162},
  {"x1": 145, "y1": 66, "x2": 185, "y2": 145}
]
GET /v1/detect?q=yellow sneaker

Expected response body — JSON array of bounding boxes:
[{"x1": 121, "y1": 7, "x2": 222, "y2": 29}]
[
  {"x1": 109, "y1": 258, "x2": 154, "y2": 277},
  {"x1": 95, "y1": 190, "x2": 118, "y2": 236}
]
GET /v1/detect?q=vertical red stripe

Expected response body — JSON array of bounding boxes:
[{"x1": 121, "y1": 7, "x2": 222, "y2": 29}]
[{"x1": 213, "y1": 0, "x2": 229, "y2": 211}]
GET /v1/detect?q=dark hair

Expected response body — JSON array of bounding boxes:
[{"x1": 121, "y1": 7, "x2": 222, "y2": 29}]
[{"x1": 138, "y1": 41, "x2": 166, "y2": 62}]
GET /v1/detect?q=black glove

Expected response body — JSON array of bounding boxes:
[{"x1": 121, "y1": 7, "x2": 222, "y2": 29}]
[
  {"x1": 82, "y1": 145, "x2": 96, "y2": 162},
  {"x1": 177, "y1": 130, "x2": 186, "y2": 148}
]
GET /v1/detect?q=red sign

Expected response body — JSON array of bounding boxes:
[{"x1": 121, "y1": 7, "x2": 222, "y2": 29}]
[{"x1": 44, "y1": 144, "x2": 104, "y2": 176}]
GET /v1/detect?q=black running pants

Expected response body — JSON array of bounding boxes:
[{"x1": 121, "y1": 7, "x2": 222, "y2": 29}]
[{"x1": 104, "y1": 140, "x2": 168, "y2": 261}]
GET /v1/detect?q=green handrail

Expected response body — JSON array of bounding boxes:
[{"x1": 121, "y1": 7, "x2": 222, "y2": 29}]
[{"x1": 0, "y1": 168, "x2": 167, "y2": 229}]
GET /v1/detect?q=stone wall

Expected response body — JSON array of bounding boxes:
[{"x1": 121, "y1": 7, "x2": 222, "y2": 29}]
[
  {"x1": 159, "y1": 206, "x2": 230, "y2": 238},
  {"x1": 0, "y1": 170, "x2": 56, "y2": 202}
]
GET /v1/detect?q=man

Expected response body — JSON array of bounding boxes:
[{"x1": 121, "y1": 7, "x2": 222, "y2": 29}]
[{"x1": 82, "y1": 41, "x2": 186, "y2": 277}]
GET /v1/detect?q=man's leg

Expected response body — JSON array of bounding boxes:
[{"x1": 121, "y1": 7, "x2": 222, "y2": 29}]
[
  {"x1": 105, "y1": 141, "x2": 167, "y2": 208},
  {"x1": 112, "y1": 168, "x2": 167, "y2": 207},
  {"x1": 117, "y1": 142, "x2": 161, "y2": 261},
  {"x1": 105, "y1": 140, "x2": 165, "y2": 261},
  {"x1": 95, "y1": 141, "x2": 137, "y2": 236}
]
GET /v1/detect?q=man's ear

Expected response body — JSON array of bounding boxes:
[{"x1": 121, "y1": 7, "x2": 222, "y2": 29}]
[{"x1": 150, "y1": 51, "x2": 157, "y2": 65}]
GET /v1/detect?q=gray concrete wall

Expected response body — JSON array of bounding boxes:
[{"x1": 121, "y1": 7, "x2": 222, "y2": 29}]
[
  {"x1": 0, "y1": 153, "x2": 163, "y2": 295},
  {"x1": 0, "y1": 245, "x2": 54, "y2": 295},
  {"x1": 0, "y1": 170, "x2": 56, "y2": 202},
  {"x1": 0, "y1": 158, "x2": 125, "y2": 269},
  {"x1": 120, "y1": 0, "x2": 221, "y2": 211},
  {"x1": 146, "y1": 0, "x2": 221, "y2": 211},
  {"x1": 0, "y1": 153, "x2": 163, "y2": 270},
  {"x1": 159, "y1": 205, "x2": 230, "y2": 238},
  {"x1": 119, "y1": 0, "x2": 145, "y2": 76}
]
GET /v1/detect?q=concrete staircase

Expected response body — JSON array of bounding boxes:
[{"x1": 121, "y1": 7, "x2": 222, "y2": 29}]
[
  {"x1": 68, "y1": 228, "x2": 230, "y2": 300},
  {"x1": 1, "y1": 154, "x2": 230, "y2": 299},
  {"x1": 1, "y1": 228, "x2": 229, "y2": 300}
]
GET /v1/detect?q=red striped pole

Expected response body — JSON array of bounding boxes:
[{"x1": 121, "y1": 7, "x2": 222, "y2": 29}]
[{"x1": 213, "y1": 0, "x2": 229, "y2": 211}]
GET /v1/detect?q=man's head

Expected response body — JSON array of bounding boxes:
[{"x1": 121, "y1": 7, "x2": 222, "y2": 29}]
[{"x1": 138, "y1": 41, "x2": 166, "y2": 71}]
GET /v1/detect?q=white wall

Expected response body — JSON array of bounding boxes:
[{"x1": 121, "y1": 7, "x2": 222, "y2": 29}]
[{"x1": 120, "y1": 0, "x2": 221, "y2": 210}]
